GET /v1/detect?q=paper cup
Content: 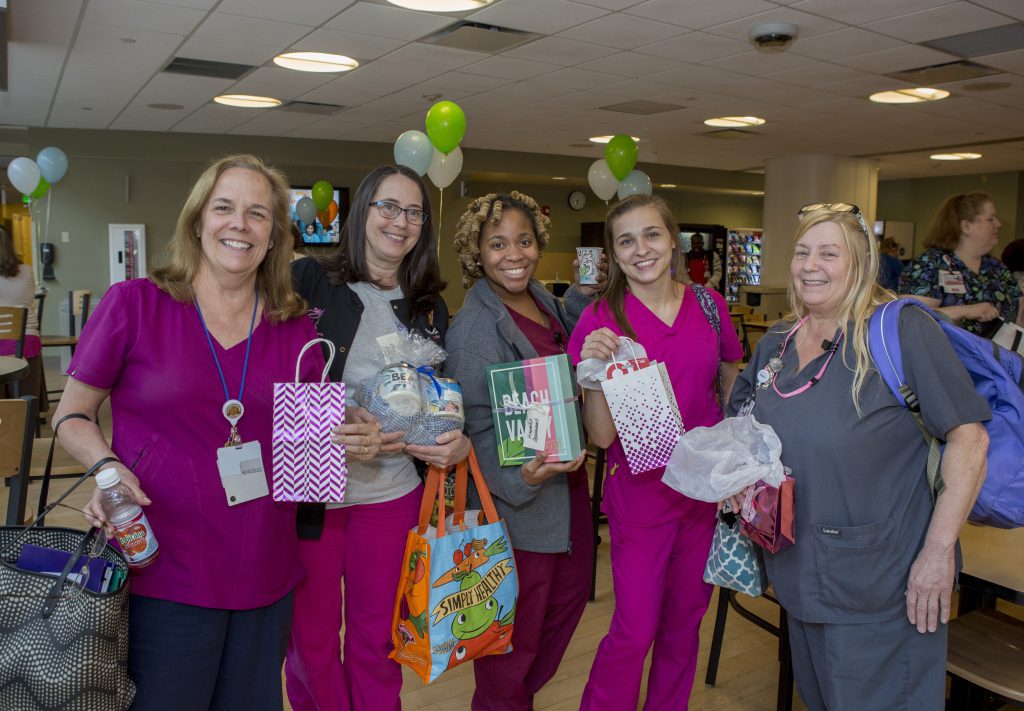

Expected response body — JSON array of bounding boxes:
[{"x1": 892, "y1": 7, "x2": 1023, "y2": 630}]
[{"x1": 576, "y1": 247, "x2": 603, "y2": 285}]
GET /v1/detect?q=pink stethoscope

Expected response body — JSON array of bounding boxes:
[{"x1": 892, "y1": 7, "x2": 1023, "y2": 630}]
[{"x1": 755, "y1": 316, "x2": 844, "y2": 399}]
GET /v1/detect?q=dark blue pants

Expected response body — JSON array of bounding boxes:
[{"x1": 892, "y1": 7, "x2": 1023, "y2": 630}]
[{"x1": 128, "y1": 592, "x2": 293, "y2": 711}]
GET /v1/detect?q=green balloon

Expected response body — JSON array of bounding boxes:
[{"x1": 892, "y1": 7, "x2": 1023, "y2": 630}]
[
  {"x1": 29, "y1": 176, "x2": 50, "y2": 199},
  {"x1": 605, "y1": 135, "x2": 638, "y2": 181},
  {"x1": 311, "y1": 180, "x2": 333, "y2": 212},
  {"x1": 425, "y1": 101, "x2": 466, "y2": 155}
]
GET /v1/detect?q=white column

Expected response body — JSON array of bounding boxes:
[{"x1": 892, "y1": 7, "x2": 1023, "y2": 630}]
[{"x1": 761, "y1": 154, "x2": 878, "y2": 288}]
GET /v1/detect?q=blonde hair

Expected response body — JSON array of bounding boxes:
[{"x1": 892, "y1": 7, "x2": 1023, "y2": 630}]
[
  {"x1": 597, "y1": 194, "x2": 687, "y2": 340},
  {"x1": 787, "y1": 208, "x2": 894, "y2": 411},
  {"x1": 452, "y1": 192, "x2": 550, "y2": 288},
  {"x1": 924, "y1": 192, "x2": 993, "y2": 252},
  {"x1": 150, "y1": 154, "x2": 305, "y2": 323}
]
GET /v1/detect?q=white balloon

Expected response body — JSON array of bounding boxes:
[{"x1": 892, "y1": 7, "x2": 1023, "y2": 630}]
[
  {"x1": 617, "y1": 170, "x2": 653, "y2": 200},
  {"x1": 7, "y1": 157, "x2": 41, "y2": 196},
  {"x1": 587, "y1": 159, "x2": 618, "y2": 201},
  {"x1": 427, "y1": 146, "x2": 463, "y2": 189},
  {"x1": 393, "y1": 130, "x2": 433, "y2": 176}
]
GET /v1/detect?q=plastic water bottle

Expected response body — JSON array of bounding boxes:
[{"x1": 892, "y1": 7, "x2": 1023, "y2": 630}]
[{"x1": 96, "y1": 467, "x2": 159, "y2": 568}]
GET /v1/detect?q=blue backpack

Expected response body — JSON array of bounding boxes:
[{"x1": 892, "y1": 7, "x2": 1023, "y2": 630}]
[{"x1": 868, "y1": 298, "x2": 1024, "y2": 528}]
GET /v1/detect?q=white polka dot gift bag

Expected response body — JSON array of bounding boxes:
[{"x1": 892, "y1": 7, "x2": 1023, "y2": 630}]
[{"x1": 599, "y1": 338, "x2": 684, "y2": 474}]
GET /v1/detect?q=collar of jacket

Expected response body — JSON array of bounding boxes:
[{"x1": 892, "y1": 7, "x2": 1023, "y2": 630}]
[{"x1": 462, "y1": 278, "x2": 569, "y2": 362}]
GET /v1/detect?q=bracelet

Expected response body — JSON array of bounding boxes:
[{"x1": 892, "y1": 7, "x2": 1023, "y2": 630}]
[{"x1": 87, "y1": 456, "x2": 121, "y2": 477}]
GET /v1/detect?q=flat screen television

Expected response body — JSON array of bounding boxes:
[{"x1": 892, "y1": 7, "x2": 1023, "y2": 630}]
[{"x1": 289, "y1": 186, "x2": 349, "y2": 245}]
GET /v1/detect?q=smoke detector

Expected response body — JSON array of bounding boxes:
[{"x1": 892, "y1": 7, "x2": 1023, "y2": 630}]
[{"x1": 750, "y1": 22, "x2": 798, "y2": 51}]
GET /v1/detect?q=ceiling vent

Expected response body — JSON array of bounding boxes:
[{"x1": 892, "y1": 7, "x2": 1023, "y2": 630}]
[
  {"x1": 419, "y1": 21, "x2": 540, "y2": 53},
  {"x1": 279, "y1": 100, "x2": 345, "y2": 115},
  {"x1": 162, "y1": 57, "x2": 254, "y2": 80},
  {"x1": 885, "y1": 59, "x2": 1002, "y2": 85},
  {"x1": 701, "y1": 129, "x2": 755, "y2": 140},
  {"x1": 924, "y1": 23, "x2": 1024, "y2": 58},
  {"x1": 600, "y1": 100, "x2": 686, "y2": 115}
]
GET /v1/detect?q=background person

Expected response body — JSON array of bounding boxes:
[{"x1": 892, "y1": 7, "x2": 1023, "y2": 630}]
[
  {"x1": 728, "y1": 204, "x2": 988, "y2": 710},
  {"x1": 446, "y1": 192, "x2": 593, "y2": 710},
  {"x1": 55, "y1": 154, "x2": 323, "y2": 711},
  {"x1": 569, "y1": 194, "x2": 742, "y2": 710},
  {"x1": 286, "y1": 165, "x2": 470, "y2": 711},
  {"x1": 0, "y1": 225, "x2": 44, "y2": 406},
  {"x1": 899, "y1": 192, "x2": 1021, "y2": 333}
]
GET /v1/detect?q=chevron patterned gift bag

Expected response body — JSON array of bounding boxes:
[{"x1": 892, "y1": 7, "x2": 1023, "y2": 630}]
[{"x1": 272, "y1": 338, "x2": 347, "y2": 503}]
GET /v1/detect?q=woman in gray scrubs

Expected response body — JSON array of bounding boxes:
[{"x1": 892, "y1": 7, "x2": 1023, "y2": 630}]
[{"x1": 728, "y1": 204, "x2": 989, "y2": 710}]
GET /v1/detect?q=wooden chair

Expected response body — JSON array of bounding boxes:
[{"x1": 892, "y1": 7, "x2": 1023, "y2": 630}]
[
  {"x1": 0, "y1": 396, "x2": 39, "y2": 525},
  {"x1": 705, "y1": 587, "x2": 794, "y2": 711},
  {"x1": 29, "y1": 435, "x2": 88, "y2": 516},
  {"x1": 742, "y1": 321, "x2": 771, "y2": 362},
  {"x1": 0, "y1": 306, "x2": 29, "y2": 397},
  {"x1": 41, "y1": 289, "x2": 91, "y2": 396},
  {"x1": 589, "y1": 447, "x2": 608, "y2": 602},
  {"x1": 947, "y1": 608, "x2": 1024, "y2": 708}
]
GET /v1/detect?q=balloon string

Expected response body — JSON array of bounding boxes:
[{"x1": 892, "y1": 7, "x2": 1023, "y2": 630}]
[
  {"x1": 437, "y1": 187, "x2": 444, "y2": 263},
  {"x1": 44, "y1": 189, "x2": 52, "y2": 247}
]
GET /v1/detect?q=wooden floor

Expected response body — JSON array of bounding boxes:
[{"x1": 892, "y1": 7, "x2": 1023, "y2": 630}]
[{"x1": 7, "y1": 367, "x2": 1018, "y2": 710}]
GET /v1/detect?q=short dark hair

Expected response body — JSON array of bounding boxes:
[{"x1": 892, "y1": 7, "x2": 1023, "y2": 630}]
[
  {"x1": 319, "y1": 165, "x2": 445, "y2": 320},
  {"x1": 0, "y1": 226, "x2": 21, "y2": 279},
  {"x1": 1002, "y1": 239, "x2": 1024, "y2": 273}
]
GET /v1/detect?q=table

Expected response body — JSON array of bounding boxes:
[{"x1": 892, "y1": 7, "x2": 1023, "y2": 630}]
[
  {"x1": 958, "y1": 522, "x2": 1024, "y2": 608},
  {"x1": 0, "y1": 356, "x2": 29, "y2": 386}
]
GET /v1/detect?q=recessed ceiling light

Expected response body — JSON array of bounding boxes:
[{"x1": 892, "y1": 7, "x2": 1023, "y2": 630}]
[
  {"x1": 552, "y1": 176, "x2": 567, "y2": 180},
  {"x1": 869, "y1": 88, "x2": 949, "y2": 104},
  {"x1": 273, "y1": 52, "x2": 359, "y2": 73},
  {"x1": 660, "y1": 183, "x2": 677, "y2": 188},
  {"x1": 148, "y1": 102, "x2": 185, "y2": 111},
  {"x1": 214, "y1": 94, "x2": 282, "y2": 108},
  {"x1": 930, "y1": 152, "x2": 982, "y2": 161},
  {"x1": 386, "y1": 0, "x2": 494, "y2": 10},
  {"x1": 704, "y1": 116, "x2": 766, "y2": 128},
  {"x1": 588, "y1": 135, "x2": 641, "y2": 144}
]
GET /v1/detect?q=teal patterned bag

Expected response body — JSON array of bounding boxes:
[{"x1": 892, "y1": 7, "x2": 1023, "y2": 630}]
[{"x1": 703, "y1": 509, "x2": 767, "y2": 597}]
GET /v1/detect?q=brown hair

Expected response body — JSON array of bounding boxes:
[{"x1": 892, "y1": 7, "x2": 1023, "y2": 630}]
[
  {"x1": 923, "y1": 192, "x2": 993, "y2": 251},
  {"x1": 319, "y1": 165, "x2": 444, "y2": 321},
  {"x1": 150, "y1": 154, "x2": 305, "y2": 322},
  {"x1": 596, "y1": 194, "x2": 684, "y2": 340},
  {"x1": 0, "y1": 226, "x2": 21, "y2": 279},
  {"x1": 452, "y1": 191, "x2": 550, "y2": 288}
]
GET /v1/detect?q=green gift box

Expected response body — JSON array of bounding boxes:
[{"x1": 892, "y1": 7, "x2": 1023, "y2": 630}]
[{"x1": 486, "y1": 354, "x2": 585, "y2": 466}]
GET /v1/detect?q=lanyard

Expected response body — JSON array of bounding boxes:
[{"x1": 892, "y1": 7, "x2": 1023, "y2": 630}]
[
  {"x1": 768, "y1": 317, "x2": 843, "y2": 399},
  {"x1": 195, "y1": 287, "x2": 259, "y2": 445}
]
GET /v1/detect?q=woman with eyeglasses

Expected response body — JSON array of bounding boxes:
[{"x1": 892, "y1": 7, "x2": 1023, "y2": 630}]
[
  {"x1": 569, "y1": 195, "x2": 742, "y2": 710},
  {"x1": 899, "y1": 192, "x2": 1021, "y2": 334},
  {"x1": 285, "y1": 165, "x2": 470, "y2": 711},
  {"x1": 726, "y1": 204, "x2": 989, "y2": 710}
]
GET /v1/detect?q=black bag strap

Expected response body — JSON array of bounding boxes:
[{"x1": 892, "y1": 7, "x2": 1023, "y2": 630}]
[
  {"x1": 691, "y1": 283, "x2": 724, "y2": 406},
  {"x1": 36, "y1": 413, "x2": 101, "y2": 521}
]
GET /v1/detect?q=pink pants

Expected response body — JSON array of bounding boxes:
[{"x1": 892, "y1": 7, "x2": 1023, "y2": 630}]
[
  {"x1": 581, "y1": 506, "x2": 715, "y2": 711},
  {"x1": 472, "y1": 471, "x2": 593, "y2": 710},
  {"x1": 285, "y1": 486, "x2": 421, "y2": 711}
]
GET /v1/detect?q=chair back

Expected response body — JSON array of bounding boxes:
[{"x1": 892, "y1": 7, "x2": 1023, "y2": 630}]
[
  {"x1": 69, "y1": 290, "x2": 92, "y2": 335},
  {"x1": 0, "y1": 306, "x2": 28, "y2": 358},
  {"x1": 0, "y1": 396, "x2": 38, "y2": 525}
]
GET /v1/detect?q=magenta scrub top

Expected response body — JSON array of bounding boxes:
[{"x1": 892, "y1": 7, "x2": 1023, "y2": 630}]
[
  {"x1": 568, "y1": 286, "x2": 742, "y2": 526},
  {"x1": 68, "y1": 279, "x2": 323, "y2": 609}
]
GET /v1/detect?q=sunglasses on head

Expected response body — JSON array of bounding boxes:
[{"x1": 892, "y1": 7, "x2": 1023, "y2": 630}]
[{"x1": 798, "y1": 202, "x2": 870, "y2": 238}]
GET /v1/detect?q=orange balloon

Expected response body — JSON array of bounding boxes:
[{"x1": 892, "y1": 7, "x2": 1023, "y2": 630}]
[
  {"x1": 328, "y1": 199, "x2": 339, "y2": 224},
  {"x1": 318, "y1": 209, "x2": 330, "y2": 227}
]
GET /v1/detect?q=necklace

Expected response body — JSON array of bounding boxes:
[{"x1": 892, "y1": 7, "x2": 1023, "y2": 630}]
[{"x1": 755, "y1": 317, "x2": 843, "y2": 399}]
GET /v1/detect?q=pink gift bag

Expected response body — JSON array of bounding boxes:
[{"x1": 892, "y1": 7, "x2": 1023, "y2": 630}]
[{"x1": 272, "y1": 338, "x2": 347, "y2": 503}]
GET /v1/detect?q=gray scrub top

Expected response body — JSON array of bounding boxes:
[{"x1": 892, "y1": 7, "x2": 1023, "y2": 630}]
[{"x1": 729, "y1": 307, "x2": 990, "y2": 624}]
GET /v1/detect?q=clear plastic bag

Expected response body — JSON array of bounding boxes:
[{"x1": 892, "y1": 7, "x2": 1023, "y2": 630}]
[{"x1": 660, "y1": 414, "x2": 785, "y2": 502}]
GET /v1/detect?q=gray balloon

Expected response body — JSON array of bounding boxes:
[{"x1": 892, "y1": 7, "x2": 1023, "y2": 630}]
[{"x1": 296, "y1": 196, "x2": 317, "y2": 225}]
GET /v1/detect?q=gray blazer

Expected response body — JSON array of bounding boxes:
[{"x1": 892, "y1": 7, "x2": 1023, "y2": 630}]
[{"x1": 445, "y1": 279, "x2": 589, "y2": 553}]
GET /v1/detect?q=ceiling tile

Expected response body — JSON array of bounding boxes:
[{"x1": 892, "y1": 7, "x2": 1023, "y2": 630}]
[
  {"x1": 227, "y1": 67, "x2": 337, "y2": 101},
  {"x1": 325, "y1": 3, "x2": 455, "y2": 41},
  {"x1": 531, "y1": 66, "x2": 624, "y2": 90},
  {"x1": 48, "y1": 106, "x2": 120, "y2": 129},
  {"x1": 289, "y1": 28, "x2": 405, "y2": 61},
  {"x1": 11, "y1": 0, "x2": 85, "y2": 20},
  {"x1": 706, "y1": 49, "x2": 818, "y2": 76},
  {"x1": 648, "y1": 63, "x2": 748, "y2": 88},
  {"x1": 862, "y1": 4, "x2": 1010, "y2": 44},
  {"x1": 577, "y1": 51, "x2": 685, "y2": 78},
  {"x1": 970, "y1": 0, "x2": 1024, "y2": 21},
  {"x1": 177, "y1": 35, "x2": 281, "y2": 65},
  {"x1": 419, "y1": 71, "x2": 511, "y2": 93},
  {"x1": 9, "y1": 14, "x2": 78, "y2": 48},
  {"x1": 635, "y1": 31, "x2": 750, "y2": 63},
  {"x1": 567, "y1": 0, "x2": 646, "y2": 9},
  {"x1": 70, "y1": 24, "x2": 182, "y2": 72},
  {"x1": 789, "y1": 0, "x2": 957, "y2": 25},
  {"x1": 229, "y1": 110, "x2": 325, "y2": 135},
  {"x1": 468, "y1": 0, "x2": 610, "y2": 35},
  {"x1": 626, "y1": 0, "x2": 777, "y2": 30},
  {"x1": 704, "y1": 7, "x2": 845, "y2": 43},
  {"x1": 765, "y1": 62, "x2": 871, "y2": 87},
  {"x1": 597, "y1": 77, "x2": 686, "y2": 99},
  {"x1": 789, "y1": 28, "x2": 904, "y2": 62},
  {"x1": 193, "y1": 13, "x2": 310, "y2": 47},
  {"x1": 136, "y1": 73, "x2": 237, "y2": 106},
  {"x1": 216, "y1": 0, "x2": 355, "y2": 26},
  {"x1": 502, "y1": 37, "x2": 620, "y2": 66},
  {"x1": 463, "y1": 56, "x2": 567, "y2": 80},
  {"x1": 559, "y1": 13, "x2": 687, "y2": 49},
  {"x1": 136, "y1": 0, "x2": 219, "y2": 9},
  {"x1": 376, "y1": 44, "x2": 489, "y2": 73},
  {"x1": 171, "y1": 104, "x2": 260, "y2": 134},
  {"x1": 110, "y1": 107, "x2": 187, "y2": 131},
  {"x1": 83, "y1": 0, "x2": 206, "y2": 35},
  {"x1": 975, "y1": 48, "x2": 1024, "y2": 74},
  {"x1": 835, "y1": 44, "x2": 959, "y2": 74}
]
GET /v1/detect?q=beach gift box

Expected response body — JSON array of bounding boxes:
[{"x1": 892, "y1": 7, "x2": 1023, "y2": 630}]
[
  {"x1": 485, "y1": 354, "x2": 585, "y2": 466},
  {"x1": 390, "y1": 448, "x2": 519, "y2": 684},
  {"x1": 272, "y1": 338, "x2": 347, "y2": 503},
  {"x1": 600, "y1": 338, "x2": 683, "y2": 475}
]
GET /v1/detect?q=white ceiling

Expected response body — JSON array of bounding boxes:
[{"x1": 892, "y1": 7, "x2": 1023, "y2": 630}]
[{"x1": 3, "y1": 0, "x2": 1024, "y2": 181}]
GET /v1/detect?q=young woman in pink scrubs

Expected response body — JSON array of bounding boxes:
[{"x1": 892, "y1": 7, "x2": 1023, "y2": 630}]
[{"x1": 568, "y1": 194, "x2": 743, "y2": 710}]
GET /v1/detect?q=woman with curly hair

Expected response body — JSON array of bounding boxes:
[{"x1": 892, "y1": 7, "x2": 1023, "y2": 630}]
[{"x1": 445, "y1": 192, "x2": 596, "y2": 710}]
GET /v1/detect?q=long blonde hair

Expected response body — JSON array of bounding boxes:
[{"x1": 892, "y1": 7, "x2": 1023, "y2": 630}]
[
  {"x1": 787, "y1": 208, "x2": 894, "y2": 410},
  {"x1": 150, "y1": 154, "x2": 305, "y2": 322}
]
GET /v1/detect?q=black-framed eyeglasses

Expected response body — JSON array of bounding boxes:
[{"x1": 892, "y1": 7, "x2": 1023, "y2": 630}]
[
  {"x1": 369, "y1": 200, "x2": 427, "y2": 226},
  {"x1": 798, "y1": 202, "x2": 870, "y2": 237}
]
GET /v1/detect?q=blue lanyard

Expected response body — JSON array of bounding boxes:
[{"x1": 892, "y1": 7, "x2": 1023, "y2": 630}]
[{"x1": 194, "y1": 287, "x2": 259, "y2": 406}]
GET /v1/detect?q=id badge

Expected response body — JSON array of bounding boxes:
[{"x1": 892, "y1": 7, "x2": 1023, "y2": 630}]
[
  {"x1": 217, "y1": 440, "x2": 269, "y2": 506},
  {"x1": 939, "y1": 269, "x2": 966, "y2": 294}
]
